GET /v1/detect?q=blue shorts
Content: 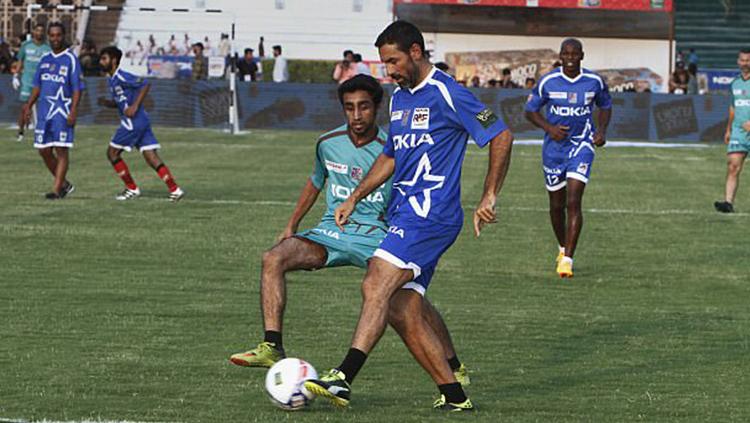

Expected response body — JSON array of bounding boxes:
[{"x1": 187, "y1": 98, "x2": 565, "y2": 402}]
[
  {"x1": 543, "y1": 140, "x2": 595, "y2": 191},
  {"x1": 373, "y1": 218, "x2": 462, "y2": 295},
  {"x1": 296, "y1": 220, "x2": 387, "y2": 269},
  {"x1": 110, "y1": 125, "x2": 160, "y2": 152},
  {"x1": 34, "y1": 117, "x2": 74, "y2": 149}
]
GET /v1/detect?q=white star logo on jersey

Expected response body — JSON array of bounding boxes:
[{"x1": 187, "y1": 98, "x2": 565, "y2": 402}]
[
  {"x1": 45, "y1": 86, "x2": 72, "y2": 120},
  {"x1": 393, "y1": 153, "x2": 445, "y2": 218}
]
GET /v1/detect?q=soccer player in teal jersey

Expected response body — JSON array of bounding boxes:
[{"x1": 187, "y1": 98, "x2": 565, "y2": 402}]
[
  {"x1": 13, "y1": 23, "x2": 51, "y2": 142},
  {"x1": 229, "y1": 75, "x2": 470, "y2": 385},
  {"x1": 715, "y1": 49, "x2": 750, "y2": 213}
]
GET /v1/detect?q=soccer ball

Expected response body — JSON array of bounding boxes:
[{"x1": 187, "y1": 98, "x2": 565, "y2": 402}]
[{"x1": 265, "y1": 358, "x2": 318, "y2": 410}]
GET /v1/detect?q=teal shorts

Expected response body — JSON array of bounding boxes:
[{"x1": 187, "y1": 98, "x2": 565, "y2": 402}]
[
  {"x1": 728, "y1": 130, "x2": 750, "y2": 154},
  {"x1": 296, "y1": 220, "x2": 387, "y2": 269}
]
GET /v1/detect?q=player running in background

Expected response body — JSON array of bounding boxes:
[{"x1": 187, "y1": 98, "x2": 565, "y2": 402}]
[
  {"x1": 305, "y1": 21, "x2": 514, "y2": 412},
  {"x1": 714, "y1": 49, "x2": 750, "y2": 213},
  {"x1": 21, "y1": 23, "x2": 80, "y2": 200},
  {"x1": 13, "y1": 23, "x2": 51, "y2": 143},
  {"x1": 228, "y1": 74, "x2": 470, "y2": 386},
  {"x1": 525, "y1": 38, "x2": 612, "y2": 278},
  {"x1": 98, "y1": 46, "x2": 184, "y2": 202}
]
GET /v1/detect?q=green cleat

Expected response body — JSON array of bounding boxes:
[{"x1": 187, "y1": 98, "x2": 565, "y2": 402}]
[
  {"x1": 303, "y1": 368, "x2": 351, "y2": 407},
  {"x1": 229, "y1": 342, "x2": 285, "y2": 368},
  {"x1": 433, "y1": 395, "x2": 475, "y2": 412},
  {"x1": 454, "y1": 363, "x2": 471, "y2": 386}
]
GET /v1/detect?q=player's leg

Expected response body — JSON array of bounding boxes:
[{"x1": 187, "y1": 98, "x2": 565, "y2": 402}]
[
  {"x1": 548, "y1": 187, "x2": 567, "y2": 261},
  {"x1": 140, "y1": 129, "x2": 183, "y2": 201},
  {"x1": 108, "y1": 145, "x2": 140, "y2": 200},
  {"x1": 718, "y1": 152, "x2": 747, "y2": 212},
  {"x1": 229, "y1": 237, "x2": 327, "y2": 367},
  {"x1": 50, "y1": 147, "x2": 69, "y2": 196},
  {"x1": 38, "y1": 147, "x2": 59, "y2": 177},
  {"x1": 16, "y1": 107, "x2": 26, "y2": 142},
  {"x1": 544, "y1": 150, "x2": 568, "y2": 263},
  {"x1": 418, "y1": 299, "x2": 470, "y2": 385},
  {"x1": 557, "y1": 178, "x2": 586, "y2": 277}
]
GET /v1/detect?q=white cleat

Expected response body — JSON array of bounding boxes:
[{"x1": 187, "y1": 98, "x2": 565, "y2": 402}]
[
  {"x1": 116, "y1": 188, "x2": 141, "y2": 201},
  {"x1": 168, "y1": 187, "x2": 185, "y2": 202}
]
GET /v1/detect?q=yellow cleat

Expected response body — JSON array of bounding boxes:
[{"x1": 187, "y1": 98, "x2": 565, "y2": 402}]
[
  {"x1": 454, "y1": 363, "x2": 471, "y2": 386},
  {"x1": 556, "y1": 258, "x2": 573, "y2": 278},
  {"x1": 556, "y1": 250, "x2": 565, "y2": 264}
]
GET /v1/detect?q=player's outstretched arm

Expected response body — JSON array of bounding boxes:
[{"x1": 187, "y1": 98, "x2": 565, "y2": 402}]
[
  {"x1": 278, "y1": 178, "x2": 322, "y2": 242},
  {"x1": 474, "y1": 129, "x2": 514, "y2": 237},
  {"x1": 525, "y1": 110, "x2": 568, "y2": 141},
  {"x1": 334, "y1": 153, "x2": 395, "y2": 230},
  {"x1": 593, "y1": 108, "x2": 612, "y2": 147}
]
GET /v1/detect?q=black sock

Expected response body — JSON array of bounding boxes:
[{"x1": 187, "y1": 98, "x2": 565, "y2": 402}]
[
  {"x1": 439, "y1": 382, "x2": 467, "y2": 404},
  {"x1": 337, "y1": 348, "x2": 368, "y2": 384},
  {"x1": 447, "y1": 355, "x2": 461, "y2": 371},
  {"x1": 264, "y1": 330, "x2": 283, "y2": 350}
]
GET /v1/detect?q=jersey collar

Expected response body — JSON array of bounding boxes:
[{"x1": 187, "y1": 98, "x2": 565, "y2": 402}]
[
  {"x1": 558, "y1": 67, "x2": 584, "y2": 84},
  {"x1": 346, "y1": 125, "x2": 384, "y2": 148},
  {"x1": 408, "y1": 66, "x2": 437, "y2": 94},
  {"x1": 50, "y1": 48, "x2": 69, "y2": 58}
]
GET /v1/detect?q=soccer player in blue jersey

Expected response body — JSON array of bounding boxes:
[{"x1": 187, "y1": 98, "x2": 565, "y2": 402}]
[
  {"x1": 98, "y1": 46, "x2": 184, "y2": 202},
  {"x1": 525, "y1": 38, "x2": 612, "y2": 278},
  {"x1": 228, "y1": 75, "x2": 470, "y2": 386},
  {"x1": 13, "y1": 23, "x2": 50, "y2": 142},
  {"x1": 305, "y1": 21, "x2": 514, "y2": 411},
  {"x1": 21, "y1": 23, "x2": 81, "y2": 200}
]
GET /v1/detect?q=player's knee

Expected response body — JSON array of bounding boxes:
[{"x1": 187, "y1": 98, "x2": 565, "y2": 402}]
[
  {"x1": 728, "y1": 162, "x2": 743, "y2": 175},
  {"x1": 387, "y1": 302, "x2": 408, "y2": 329},
  {"x1": 261, "y1": 249, "x2": 284, "y2": 270}
]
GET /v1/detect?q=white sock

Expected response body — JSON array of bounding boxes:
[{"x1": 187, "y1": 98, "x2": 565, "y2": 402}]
[
  {"x1": 558, "y1": 245, "x2": 565, "y2": 254},
  {"x1": 561, "y1": 256, "x2": 573, "y2": 265}
]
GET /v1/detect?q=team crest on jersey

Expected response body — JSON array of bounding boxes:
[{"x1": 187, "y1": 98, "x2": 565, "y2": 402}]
[
  {"x1": 60, "y1": 66, "x2": 68, "y2": 76},
  {"x1": 411, "y1": 108, "x2": 430, "y2": 130},
  {"x1": 475, "y1": 108, "x2": 498, "y2": 129},
  {"x1": 350, "y1": 166, "x2": 363, "y2": 181},
  {"x1": 567, "y1": 92, "x2": 578, "y2": 104},
  {"x1": 577, "y1": 162, "x2": 589, "y2": 174}
]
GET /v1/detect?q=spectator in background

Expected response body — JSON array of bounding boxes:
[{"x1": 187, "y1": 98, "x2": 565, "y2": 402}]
[
  {"x1": 238, "y1": 48, "x2": 258, "y2": 81},
  {"x1": 487, "y1": 79, "x2": 498, "y2": 88},
  {"x1": 0, "y1": 38, "x2": 13, "y2": 73},
  {"x1": 167, "y1": 34, "x2": 178, "y2": 55},
  {"x1": 183, "y1": 33, "x2": 191, "y2": 55},
  {"x1": 688, "y1": 48, "x2": 699, "y2": 66},
  {"x1": 470, "y1": 75, "x2": 481, "y2": 87},
  {"x1": 258, "y1": 36, "x2": 265, "y2": 58},
  {"x1": 687, "y1": 63, "x2": 699, "y2": 95},
  {"x1": 218, "y1": 33, "x2": 231, "y2": 58},
  {"x1": 525, "y1": 77, "x2": 536, "y2": 89},
  {"x1": 147, "y1": 34, "x2": 156, "y2": 55},
  {"x1": 203, "y1": 36, "x2": 215, "y2": 56},
  {"x1": 498, "y1": 68, "x2": 519, "y2": 88},
  {"x1": 669, "y1": 62, "x2": 689, "y2": 94},
  {"x1": 272, "y1": 45, "x2": 288, "y2": 83},
  {"x1": 333, "y1": 49, "x2": 356, "y2": 84},
  {"x1": 192, "y1": 42, "x2": 208, "y2": 80},
  {"x1": 79, "y1": 39, "x2": 101, "y2": 76},
  {"x1": 353, "y1": 53, "x2": 371, "y2": 76}
]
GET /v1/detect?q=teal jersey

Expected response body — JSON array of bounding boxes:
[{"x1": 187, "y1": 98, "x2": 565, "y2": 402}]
[
  {"x1": 311, "y1": 124, "x2": 390, "y2": 226},
  {"x1": 17, "y1": 39, "x2": 51, "y2": 99},
  {"x1": 730, "y1": 75, "x2": 750, "y2": 141}
]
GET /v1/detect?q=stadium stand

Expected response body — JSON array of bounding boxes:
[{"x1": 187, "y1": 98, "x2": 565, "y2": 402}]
[{"x1": 675, "y1": 0, "x2": 750, "y2": 69}]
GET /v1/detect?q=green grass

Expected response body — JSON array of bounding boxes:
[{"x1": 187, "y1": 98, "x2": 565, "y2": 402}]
[{"x1": 0, "y1": 126, "x2": 748, "y2": 422}]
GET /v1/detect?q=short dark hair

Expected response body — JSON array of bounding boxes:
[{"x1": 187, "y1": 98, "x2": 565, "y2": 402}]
[
  {"x1": 193, "y1": 42, "x2": 204, "y2": 50},
  {"x1": 48, "y1": 22, "x2": 65, "y2": 34},
  {"x1": 273, "y1": 45, "x2": 282, "y2": 53},
  {"x1": 343, "y1": 49, "x2": 353, "y2": 58},
  {"x1": 560, "y1": 38, "x2": 583, "y2": 52},
  {"x1": 337, "y1": 74, "x2": 384, "y2": 108},
  {"x1": 740, "y1": 48, "x2": 750, "y2": 55},
  {"x1": 244, "y1": 48, "x2": 254, "y2": 55},
  {"x1": 374, "y1": 20, "x2": 425, "y2": 55},
  {"x1": 435, "y1": 62, "x2": 449, "y2": 72},
  {"x1": 100, "y1": 46, "x2": 123, "y2": 63},
  {"x1": 353, "y1": 53, "x2": 362, "y2": 62},
  {"x1": 34, "y1": 23, "x2": 45, "y2": 29},
  {"x1": 502, "y1": 68, "x2": 511, "y2": 76}
]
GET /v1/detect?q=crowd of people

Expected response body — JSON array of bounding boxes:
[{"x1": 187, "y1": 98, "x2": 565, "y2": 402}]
[{"x1": 670, "y1": 48, "x2": 700, "y2": 94}]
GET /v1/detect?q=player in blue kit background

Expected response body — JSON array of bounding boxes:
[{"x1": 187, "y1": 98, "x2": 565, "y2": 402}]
[
  {"x1": 98, "y1": 46, "x2": 184, "y2": 202},
  {"x1": 22, "y1": 22, "x2": 81, "y2": 200},
  {"x1": 305, "y1": 21, "x2": 514, "y2": 411},
  {"x1": 525, "y1": 38, "x2": 612, "y2": 278}
]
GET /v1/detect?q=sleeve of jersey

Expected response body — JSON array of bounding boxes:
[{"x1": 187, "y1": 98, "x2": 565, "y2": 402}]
[
  {"x1": 595, "y1": 79, "x2": 613, "y2": 109},
  {"x1": 125, "y1": 73, "x2": 148, "y2": 89},
  {"x1": 309, "y1": 144, "x2": 327, "y2": 189},
  {"x1": 525, "y1": 83, "x2": 547, "y2": 113},
  {"x1": 71, "y1": 57, "x2": 84, "y2": 92},
  {"x1": 451, "y1": 84, "x2": 508, "y2": 148}
]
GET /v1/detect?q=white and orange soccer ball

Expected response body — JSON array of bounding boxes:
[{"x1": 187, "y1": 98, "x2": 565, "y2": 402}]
[{"x1": 264, "y1": 358, "x2": 318, "y2": 410}]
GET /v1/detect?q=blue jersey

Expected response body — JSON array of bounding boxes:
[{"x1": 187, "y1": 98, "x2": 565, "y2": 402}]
[
  {"x1": 525, "y1": 67, "x2": 611, "y2": 147},
  {"x1": 108, "y1": 68, "x2": 150, "y2": 130},
  {"x1": 33, "y1": 49, "x2": 84, "y2": 126},
  {"x1": 384, "y1": 67, "x2": 508, "y2": 226}
]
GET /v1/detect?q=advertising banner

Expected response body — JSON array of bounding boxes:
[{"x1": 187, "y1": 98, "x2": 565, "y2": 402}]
[{"x1": 394, "y1": 0, "x2": 673, "y2": 12}]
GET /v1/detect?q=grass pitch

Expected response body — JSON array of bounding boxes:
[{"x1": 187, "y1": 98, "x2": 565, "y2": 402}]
[{"x1": 0, "y1": 126, "x2": 748, "y2": 422}]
